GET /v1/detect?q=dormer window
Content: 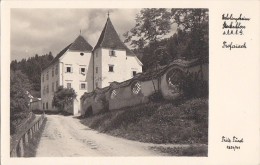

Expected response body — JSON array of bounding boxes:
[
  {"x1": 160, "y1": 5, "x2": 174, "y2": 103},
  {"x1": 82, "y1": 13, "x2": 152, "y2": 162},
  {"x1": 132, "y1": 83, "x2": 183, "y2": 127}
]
[
  {"x1": 109, "y1": 50, "x2": 116, "y2": 56},
  {"x1": 80, "y1": 52, "x2": 84, "y2": 56}
]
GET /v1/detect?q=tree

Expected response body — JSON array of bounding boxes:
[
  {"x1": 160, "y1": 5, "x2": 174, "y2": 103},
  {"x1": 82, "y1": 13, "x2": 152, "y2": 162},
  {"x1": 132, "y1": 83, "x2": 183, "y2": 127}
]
[
  {"x1": 124, "y1": 8, "x2": 172, "y2": 49},
  {"x1": 10, "y1": 52, "x2": 54, "y2": 98},
  {"x1": 124, "y1": 8, "x2": 173, "y2": 70},
  {"x1": 52, "y1": 86, "x2": 77, "y2": 111},
  {"x1": 124, "y1": 9, "x2": 208, "y2": 71},
  {"x1": 171, "y1": 9, "x2": 209, "y2": 59},
  {"x1": 10, "y1": 70, "x2": 32, "y2": 134}
]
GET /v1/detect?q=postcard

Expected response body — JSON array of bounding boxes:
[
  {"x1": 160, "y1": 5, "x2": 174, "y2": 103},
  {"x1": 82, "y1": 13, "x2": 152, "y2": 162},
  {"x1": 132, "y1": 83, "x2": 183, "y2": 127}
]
[{"x1": 1, "y1": 0, "x2": 259, "y2": 165}]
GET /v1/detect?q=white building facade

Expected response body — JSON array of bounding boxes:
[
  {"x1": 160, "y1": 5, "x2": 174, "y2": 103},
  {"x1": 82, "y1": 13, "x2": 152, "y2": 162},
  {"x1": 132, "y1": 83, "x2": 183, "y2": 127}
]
[
  {"x1": 41, "y1": 16, "x2": 142, "y2": 115},
  {"x1": 41, "y1": 35, "x2": 93, "y2": 115},
  {"x1": 93, "y1": 17, "x2": 142, "y2": 88}
]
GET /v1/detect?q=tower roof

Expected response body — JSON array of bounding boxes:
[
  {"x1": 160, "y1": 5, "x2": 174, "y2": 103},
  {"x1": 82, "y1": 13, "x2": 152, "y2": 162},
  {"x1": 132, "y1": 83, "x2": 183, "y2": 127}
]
[{"x1": 94, "y1": 17, "x2": 134, "y2": 56}]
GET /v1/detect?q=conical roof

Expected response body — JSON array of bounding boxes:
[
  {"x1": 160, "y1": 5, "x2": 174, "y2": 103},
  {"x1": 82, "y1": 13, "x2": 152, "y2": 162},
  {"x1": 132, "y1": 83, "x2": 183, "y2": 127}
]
[
  {"x1": 94, "y1": 17, "x2": 131, "y2": 53},
  {"x1": 69, "y1": 35, "x2": 93, "y2": 52}
]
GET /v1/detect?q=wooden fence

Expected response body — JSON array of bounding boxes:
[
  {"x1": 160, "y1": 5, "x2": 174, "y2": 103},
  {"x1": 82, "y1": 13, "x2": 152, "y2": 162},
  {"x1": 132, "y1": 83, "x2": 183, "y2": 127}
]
[{"x1": 10, "y1": 114, "x2": 46, "y2": 157}]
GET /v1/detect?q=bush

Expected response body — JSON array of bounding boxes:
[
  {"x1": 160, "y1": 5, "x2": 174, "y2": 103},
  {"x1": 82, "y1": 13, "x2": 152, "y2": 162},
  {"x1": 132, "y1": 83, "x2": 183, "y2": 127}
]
[
  {"x1": 52, "y1": 86, "x2": 77, "y2": 111},
  {"x1": 180, "y1": 73, "x2": 208, "y2": 99},
  {"x1": 148, "y1": 91, "x2": 164, "y2": 102},
  {"x1": 10, "y1": 70, "x2": 32, "y2": 135}
]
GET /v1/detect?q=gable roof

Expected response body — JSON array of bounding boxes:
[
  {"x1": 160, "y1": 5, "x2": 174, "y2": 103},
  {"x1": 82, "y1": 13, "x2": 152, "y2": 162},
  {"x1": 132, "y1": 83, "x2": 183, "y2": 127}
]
[
  {"x1": 69, "y1": 35, "x2": 93, "y2": 52},
  {"x1": 93, "y1": 17, "x2": 134, "y2": 56},
  {"x1": 42, "y1": 35, "x2": 92, "y2": 71}
]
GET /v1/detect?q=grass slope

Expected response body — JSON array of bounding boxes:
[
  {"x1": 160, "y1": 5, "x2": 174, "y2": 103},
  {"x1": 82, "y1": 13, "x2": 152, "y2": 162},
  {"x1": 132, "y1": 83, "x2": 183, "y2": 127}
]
[{"x1": 80, "y1": 98, "x2": 208, "y2": 145}]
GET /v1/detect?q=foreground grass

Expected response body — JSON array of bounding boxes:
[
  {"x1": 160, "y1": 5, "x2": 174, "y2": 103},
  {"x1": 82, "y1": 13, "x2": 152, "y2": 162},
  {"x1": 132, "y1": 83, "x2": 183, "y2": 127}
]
[
  {"x1": 150, "y1": 145, "x2": 208, "y2": 156},
  {"x1": 80, "y1": 98, "x2": 208, "y2": 145}
]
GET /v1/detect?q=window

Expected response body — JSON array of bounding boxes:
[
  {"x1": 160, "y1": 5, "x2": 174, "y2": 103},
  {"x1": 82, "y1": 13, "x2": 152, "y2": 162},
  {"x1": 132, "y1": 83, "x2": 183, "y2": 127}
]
[
  {"x1": 95, "y1": 82, "x2": 98, "y2": 88},
  {"x1": 46, "y1": 102, "x2": 48, "y2": 110},
  {"x1": 96, "y1": 52, "x2": 98, "y2": 58},
  {"x1": 52, "y1": 82, "x2": 54, "y2": 92},
  {"x1": 46, "y1": 85, "x2": 49, "y2": 93},
  {"x1": 109, "y1": 65, "x2": 114, "y2": 72},
  {"x1": 67, "y1": 83, "x2": 71, "y2": 89},
  {"x1": 109, "y1": 50, "x2": 116, "y2": 56},
  {"x1": 96, "y1": 67, "x2": 98, "y2": 73},
  {"x1": 43, "y1": 103, "x2": 45, "y2": 110},
  {"x1": 80, "y1": 83, "x2": 86, "y2": 90},
  {"x1": 66, "y1": 66, "x2": 72, "y2": 73},
  {"x1": 55, "y1": 65, "x2": 58, "y2": 75},
  {"x1": 46, "y1": 71, "x2": 49, "y2": 80},
  {"x1": 133, "y1": 71, "x2": 137, "y2": 77},
  {"x1": 52, "y1": 67, "x2": 54, "y2": 77},
  {"x1": 42, "y1": 75, "x2": 44, "y2": 82},
  {"x1": 43, "y1": 86, "x2": 45, "y2": 95},
  {"x1": 80, "y1": 52, "x2": 84, "y2": 56},
  {"x1": 80, "y1": 68, "x2": 86, "y2": 74}
]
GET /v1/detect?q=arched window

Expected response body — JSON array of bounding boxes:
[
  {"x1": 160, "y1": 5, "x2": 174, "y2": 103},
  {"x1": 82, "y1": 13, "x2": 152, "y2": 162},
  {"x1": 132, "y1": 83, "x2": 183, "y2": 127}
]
[{"x1": 131, "y1": 81, "x2": 141, "y2": 94}]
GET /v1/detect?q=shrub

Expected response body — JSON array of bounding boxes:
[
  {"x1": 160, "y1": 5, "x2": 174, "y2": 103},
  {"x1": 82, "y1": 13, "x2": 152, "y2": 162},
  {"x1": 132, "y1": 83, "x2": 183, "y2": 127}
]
[
  {"x1": 148, "y1": 91, "x2": 164, "y2": 102},
  {"x1": 52, "y1": 86, "x2": 77, "y2": 111},
  {"x1": 10, "y1": 70, "x2": 32, "y2": 134},
  {"x1": 180, "y1": 72, "x2": 208, "y2": 99}
]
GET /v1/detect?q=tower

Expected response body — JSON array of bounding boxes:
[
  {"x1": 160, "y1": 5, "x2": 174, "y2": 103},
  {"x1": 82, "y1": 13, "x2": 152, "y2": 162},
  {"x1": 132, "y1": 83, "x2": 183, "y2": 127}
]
[{"x1": 93, "y1": 15, "x2": 142, "y2": 88}]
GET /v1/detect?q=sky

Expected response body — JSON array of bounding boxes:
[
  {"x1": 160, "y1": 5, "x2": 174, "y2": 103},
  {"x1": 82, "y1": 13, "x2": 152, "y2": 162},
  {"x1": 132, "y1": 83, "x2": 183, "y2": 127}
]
[{"x1": 11, "y1": 9, "x2": 141, "y2": 61}]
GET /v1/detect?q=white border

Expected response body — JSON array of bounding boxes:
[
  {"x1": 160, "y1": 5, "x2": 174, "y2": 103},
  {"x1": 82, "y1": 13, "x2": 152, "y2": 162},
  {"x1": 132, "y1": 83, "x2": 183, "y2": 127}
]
[{"x1": 1, "y1": 1, "x2": 260, "y2": 165}]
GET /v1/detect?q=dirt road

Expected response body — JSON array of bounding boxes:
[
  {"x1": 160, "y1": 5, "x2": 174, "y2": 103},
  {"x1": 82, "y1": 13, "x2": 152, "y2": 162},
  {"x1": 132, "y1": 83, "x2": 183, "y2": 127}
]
[{"x1": 36, "y1": 115, "x2": 168, "y2": 156}]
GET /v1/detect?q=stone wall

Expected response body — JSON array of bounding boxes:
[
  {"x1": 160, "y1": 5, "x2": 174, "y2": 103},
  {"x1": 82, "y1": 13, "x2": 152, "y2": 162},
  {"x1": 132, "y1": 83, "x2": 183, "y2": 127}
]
[{"x1": 80, "y1": 59, "x2": 208, "y2": 116}]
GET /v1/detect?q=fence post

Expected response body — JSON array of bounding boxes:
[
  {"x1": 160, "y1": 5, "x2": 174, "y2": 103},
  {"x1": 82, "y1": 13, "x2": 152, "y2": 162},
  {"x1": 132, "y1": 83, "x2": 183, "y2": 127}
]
[
  {"x1": 24, "y1": 132, "x2": 29, "y2": 145},
  {"x1": 29, "y1": 128, "x2": 33, "y2": 139},
  {"x1": 11, "y1": 114, "x2": 46, "y2": 157},
  {"x1": 18, "y1": 138, "x2": 24, "y2": 157},
  {"x1": 10, "y1": 147, "x2": 17, "y2": 157}
]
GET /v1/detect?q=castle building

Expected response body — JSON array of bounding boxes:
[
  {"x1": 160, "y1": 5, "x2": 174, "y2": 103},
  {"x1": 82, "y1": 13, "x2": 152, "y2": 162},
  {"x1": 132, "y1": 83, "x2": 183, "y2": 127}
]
[
  {"x1": 41, "y1": 15, "x2": 142, "y2": 115},
  {"x1": 93, "y1": 16, "x2": 143, "y2": 88}
]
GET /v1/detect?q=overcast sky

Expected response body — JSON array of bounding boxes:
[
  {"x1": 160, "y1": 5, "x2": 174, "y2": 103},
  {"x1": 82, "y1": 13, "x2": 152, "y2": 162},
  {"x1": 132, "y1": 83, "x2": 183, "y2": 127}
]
[{"x1": 11, "y1": 9, "x2": 142, "y2": 61}]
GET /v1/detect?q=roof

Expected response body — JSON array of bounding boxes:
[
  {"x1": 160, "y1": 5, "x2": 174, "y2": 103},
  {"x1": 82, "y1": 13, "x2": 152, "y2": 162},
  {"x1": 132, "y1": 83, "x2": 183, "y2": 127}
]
[
  {"x1": 93, "y1": 17, "x2": 134, "y2": 56},
  {"x1": 69, "y1": 35, "x2": 93, "y2": 52},
  {"x1": 42, "y1": 35, "x2": 92, "y2": 71},
  {"x1": 42, "y1": 44, "x2": 71, "y2": 71}
]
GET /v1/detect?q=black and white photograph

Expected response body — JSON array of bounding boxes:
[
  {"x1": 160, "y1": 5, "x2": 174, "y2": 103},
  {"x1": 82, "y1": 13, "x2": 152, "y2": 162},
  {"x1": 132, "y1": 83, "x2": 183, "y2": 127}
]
[
  {"x1": 9, "y1": 8, "x2": 209, "y2": 157},
  {"x1": 1, "y1": 1, "x2": 260, "y2": 165}
]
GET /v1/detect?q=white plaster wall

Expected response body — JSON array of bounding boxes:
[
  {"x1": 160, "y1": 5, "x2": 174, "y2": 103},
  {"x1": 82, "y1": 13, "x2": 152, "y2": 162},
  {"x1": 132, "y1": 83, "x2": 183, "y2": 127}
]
[
  {"x1": 126, "y1": 56, "x2": 142, "y2": 79},
  {"x1": 100, "y1": 48, "x2": 127, "y2": 88},
  {"x1": 60, "y1": 50, "x2": 93, "y2": 115},
  {"x1": 93, "y1": 48, "x2": 102, "y2": 88},
  {"x1": 41, "y1": 62, "x2": 59, "y2": 111}
]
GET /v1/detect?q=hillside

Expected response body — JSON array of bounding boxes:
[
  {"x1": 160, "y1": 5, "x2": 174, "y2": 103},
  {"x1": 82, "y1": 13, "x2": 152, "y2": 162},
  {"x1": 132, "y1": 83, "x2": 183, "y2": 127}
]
[
  {"x1": 80, "y1": 98, "x2": 208, "y2": 145},
  {"x1": 11, "y1": 52, "x2": 54, "y2": 97}
]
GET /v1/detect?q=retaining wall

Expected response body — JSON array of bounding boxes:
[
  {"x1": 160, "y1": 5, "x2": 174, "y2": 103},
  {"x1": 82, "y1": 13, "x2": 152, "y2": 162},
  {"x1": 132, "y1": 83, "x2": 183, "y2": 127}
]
[{"x1": 80, "y1": 59, "x2": 208, "y2": 116}]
